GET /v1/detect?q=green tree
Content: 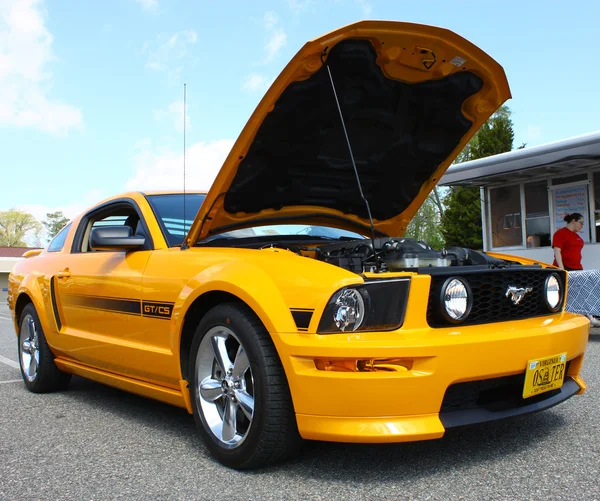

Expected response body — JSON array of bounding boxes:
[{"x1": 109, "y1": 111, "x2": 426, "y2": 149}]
[
  {"x1": 43, "y1": 211, "x2": 69, "y2": 241},
  {"x1": 440, "y1": 105, "x2": 515, "y2": 248},
  {"x1": 0, "y1": 209, "x2": 43, "y2": 247},
  {"x1": 405, "y1": 188, "x2": 447, "y2": 248}
]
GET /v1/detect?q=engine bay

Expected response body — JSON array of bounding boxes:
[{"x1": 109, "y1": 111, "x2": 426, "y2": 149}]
[
  {"x1": 199, "y1": 233, "x2": 520, "y2": 274},
  {"x1": 314, "y1": 237, "x2": 516, "y2": 273}
]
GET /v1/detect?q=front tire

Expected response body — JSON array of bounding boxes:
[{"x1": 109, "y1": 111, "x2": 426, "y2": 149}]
[
  {"x1": 18, "y1": 303, "x2": 71, "y2": 393},
  {"x1": 189, "y1": 303, "x2": 301, "y2": 469}
]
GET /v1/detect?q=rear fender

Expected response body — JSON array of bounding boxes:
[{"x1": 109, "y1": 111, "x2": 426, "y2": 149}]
[{"x1": 13, "y1": 274, "x2": 56, "y2": 343}]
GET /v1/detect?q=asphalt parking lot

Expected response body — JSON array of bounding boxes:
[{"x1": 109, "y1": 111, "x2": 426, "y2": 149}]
[{"x1": 1, "y1": 304, "x2": 599, "y2": 501}]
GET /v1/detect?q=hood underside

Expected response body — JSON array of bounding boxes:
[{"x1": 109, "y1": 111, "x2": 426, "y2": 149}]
[{"x1": 187, "y1": 21, "x2": 511, "y2": 245}]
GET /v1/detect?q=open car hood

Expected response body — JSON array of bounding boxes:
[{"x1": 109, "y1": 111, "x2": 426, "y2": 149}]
[{"x1": 186, "y1": 20, "x2": 511, "y2": 245}]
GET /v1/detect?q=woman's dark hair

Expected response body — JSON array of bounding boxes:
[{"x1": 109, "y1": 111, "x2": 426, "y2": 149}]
[{"x1": 564, "y1": 212, "x2": 584, "y2": 223}]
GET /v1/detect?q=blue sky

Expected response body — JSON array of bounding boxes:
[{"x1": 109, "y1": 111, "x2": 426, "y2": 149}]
[{"x1": 2, "y1": 0, "x2": 600, "y2": 227}]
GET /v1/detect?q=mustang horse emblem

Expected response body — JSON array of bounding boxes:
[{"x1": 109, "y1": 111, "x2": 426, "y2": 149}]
[{"x1": 505, "y1": 285, "x2": 533, "y2": 305}]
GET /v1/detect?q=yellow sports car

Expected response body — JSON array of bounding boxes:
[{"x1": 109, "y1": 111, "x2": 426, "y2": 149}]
[{"x1": 8, "y1": 21, "x2": 589, "y2": 469}]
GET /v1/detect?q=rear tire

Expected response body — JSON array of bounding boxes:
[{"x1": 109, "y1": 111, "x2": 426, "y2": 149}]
[
  {"x1": 18, "y1": 303, "x2": 71, "y2": 393},
  {"x1": 189, "y1": 303, "x2": 301, "y2": 469}
]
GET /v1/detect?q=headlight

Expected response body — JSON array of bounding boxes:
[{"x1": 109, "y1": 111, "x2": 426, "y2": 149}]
[
  {"x1": 318, "y1": 279, "x2": 410, "y2": 333},
  {"x1": 441, "y1": 277, "x2": 472, "y2": 322},
  {"x1": 333, "y1": 289, "x2": 364, "y2": 331},
  {"x1": 545, "y1": 273, "x2": 562, "y2": 311}
]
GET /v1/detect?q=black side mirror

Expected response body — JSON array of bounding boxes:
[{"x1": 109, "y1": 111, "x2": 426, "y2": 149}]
[{"x1": 90, "y1": 226, "x2": 146, "y2": 251}]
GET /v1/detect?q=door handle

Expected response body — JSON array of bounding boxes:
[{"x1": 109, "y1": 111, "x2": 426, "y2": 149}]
[{"x1": 57, "y1": 270, "x2": 71, "y2": 279}]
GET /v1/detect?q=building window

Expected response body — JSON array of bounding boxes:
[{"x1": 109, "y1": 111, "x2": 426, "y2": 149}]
[
  {"x1": 524, "y1": 181, "x2": 550, "y2": 247},
  {"x1": 551, "y1": 173, "x2": 589, "y2": 185},
  {"x1": 490, "y1": 185, "x2": 522, "y2": 247}
]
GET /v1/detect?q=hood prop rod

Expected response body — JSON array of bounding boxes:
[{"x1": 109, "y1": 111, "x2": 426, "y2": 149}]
[{"x1": 324, "y1": 60, "x2": 381, "y2": 271}]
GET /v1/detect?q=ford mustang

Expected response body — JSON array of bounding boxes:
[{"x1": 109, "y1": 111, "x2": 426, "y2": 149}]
[{"x1": 8, "y1": 21, "x2": 589, "y2": 469}]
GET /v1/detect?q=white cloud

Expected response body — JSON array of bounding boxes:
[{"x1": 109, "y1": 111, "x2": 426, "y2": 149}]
[
  {"x1": 241, "y1": 11, "x2": 286, "y2": 92},
  {"x1": 153, "y1": 100, "x2": 190, "y2": 132},
  {"x1": 265, "y1": 29, "x2": 287, "y2": 64},
  {"x1": 287, "y1": 0, "x2": 312, "y2": 15},
  {"x1": 134, "y1": 0, "x2": 158, "y2": 12},
  {"x1": 261, "y1": 11, "x2": 286, "y2": 64},
  {"x1": 0, "y1": 0, "x2": 83, "y2": 135},
  {"x1": 11, "y1": 190, "x2": 105, "y2": 223},
  {"x1": 4, "y1": 190, "x2": 105, "y2": 245},
  {"x1": 263, "y1": 11, "x2": 279, "y2": 31},
  {"x1": 146, "y1": 30, "x2": 198, "y2": 73},
  {"x1": 126, "y1": 139, "x2": 235, "y2": 192},
  {"x1": 242, "y1": 73, "x2": 271, "y2": 93},
  {"x1": 355, "y1": 0, "x2": 372, "y2": 16}
]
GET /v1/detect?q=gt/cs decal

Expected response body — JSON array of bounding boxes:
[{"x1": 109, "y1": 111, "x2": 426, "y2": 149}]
[
  {"x1": 63, "y1": 294, "x2": 174, "y2": 320},
  {"x1": 142, "y1": 301, "x2": 173, "y2": 319}
]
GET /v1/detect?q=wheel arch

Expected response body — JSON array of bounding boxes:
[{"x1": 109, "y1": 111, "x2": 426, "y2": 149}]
[
  {"x1": 14, "y1": 292, "x2": 34, "y2": 328},
  {"x1": 179, "y1": 290, "x2": 244, "y2": 381},
  {"x1": 175, "y1": 260, "x2": 300, "y2": 381},
  {"x1": 13, "y1": 276, "x2": 52, "y2": 337}
]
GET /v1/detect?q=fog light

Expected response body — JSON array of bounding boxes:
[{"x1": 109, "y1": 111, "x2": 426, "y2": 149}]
[{"x1": 314, "y1": 358, "x2": 413, "y2": 372}]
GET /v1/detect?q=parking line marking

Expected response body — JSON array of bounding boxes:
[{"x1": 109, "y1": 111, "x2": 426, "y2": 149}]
[
  {"x1": 0, "y1": 314, "x2": 12, "y2": 320},
  {"x1": 0, "y1": 379, "x2": 21, "y2": 384},
  {"x1": 0, "y1": 355, "x2": 19, "y2": 369}
]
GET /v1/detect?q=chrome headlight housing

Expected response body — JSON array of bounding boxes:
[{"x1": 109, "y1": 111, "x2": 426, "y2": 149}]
[
  {"x1": 318, "y1": 279, "x2": 410, "y2": 333},
  {"x1": 333, "y1": 289, "x2": 365, "y2": 331},
  {"x1": 440, "y1": 277, "x2": 472, "y2": 323},
  {"x1": 544, "y1": 273, "x2": 563, "y2": 312}
]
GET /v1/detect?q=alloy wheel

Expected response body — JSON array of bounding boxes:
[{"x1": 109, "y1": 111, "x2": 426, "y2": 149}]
[
  {"x1": 19, "y1": 313, "x2": 40, "y2": 382},
  {"x1": 194, "y1": 326, "x2": 255, "y2": 448}
]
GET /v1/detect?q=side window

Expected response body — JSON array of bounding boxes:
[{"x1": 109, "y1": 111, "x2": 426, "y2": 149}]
[
  {"x1": 490, "y1": 185, "x2": 522, "y2": 248},
  {"x1": 524, "y1": 181, "x2": 550, "y2": 248},
  {"x1": 76, "y1": 202, "x2": 149, "y2": 253},
  {"x1": 47, "y1": 223, "x2": 72, "y2": 253}
]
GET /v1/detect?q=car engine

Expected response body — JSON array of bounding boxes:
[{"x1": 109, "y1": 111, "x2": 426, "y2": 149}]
[{"x1": 314, "y1": 237, "x2": 517, "y2": 273}]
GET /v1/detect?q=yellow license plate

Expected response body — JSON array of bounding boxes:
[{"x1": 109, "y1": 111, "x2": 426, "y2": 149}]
[{"x1": 523, "y1": 352, "x2": 567, "y2": 399}]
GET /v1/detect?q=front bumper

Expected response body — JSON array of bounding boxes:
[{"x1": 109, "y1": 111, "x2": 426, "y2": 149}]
[{"x1": 271, "y1": 312, "x2": 589, "y2": 443}]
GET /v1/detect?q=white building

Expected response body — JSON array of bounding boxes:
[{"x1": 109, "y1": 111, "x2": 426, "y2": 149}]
[
  {"x1": 0, "y1": 247, "x2": 37, "y2": 303},
  {"x1": 440, "y1": 131, "x2": 600, "y2": 270}
]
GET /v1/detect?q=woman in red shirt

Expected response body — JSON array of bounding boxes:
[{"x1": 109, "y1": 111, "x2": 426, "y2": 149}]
[{"x1": 552, "y1": 212, "x2": 585, "y2": 270}]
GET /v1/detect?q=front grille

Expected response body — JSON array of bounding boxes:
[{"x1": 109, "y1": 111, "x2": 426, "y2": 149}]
[
  {"x1": 441, "y1": 362, "x2": 571, "y2": 413},
  {"x1": 426, "y1": 268, "x2": 566, "y2": 327}
]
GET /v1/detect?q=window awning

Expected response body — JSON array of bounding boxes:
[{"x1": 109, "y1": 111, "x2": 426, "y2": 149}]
[{"x1": 440, "y1": 130, "x2": 600, "y2": 187}]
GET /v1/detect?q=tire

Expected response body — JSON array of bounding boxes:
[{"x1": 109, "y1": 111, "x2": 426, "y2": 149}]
[
  {"x1": 189, "y1": 303, "x2": 301, "y2": 469},
  {"x1": 18, "y1": 303, "x2": 71, "y2": 393}
]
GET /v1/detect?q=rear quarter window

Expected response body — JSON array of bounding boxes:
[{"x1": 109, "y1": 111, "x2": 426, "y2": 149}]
[{"x1": 47, "y1": 223, "x2": 72, "y2": 252}]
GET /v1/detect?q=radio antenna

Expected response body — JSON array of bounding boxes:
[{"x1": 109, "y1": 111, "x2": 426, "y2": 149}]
[{"x1": 181, "y1": 83, "x2": 189, "y2": 250}]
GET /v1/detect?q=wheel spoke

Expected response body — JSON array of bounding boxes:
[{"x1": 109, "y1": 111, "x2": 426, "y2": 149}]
[
  {"x1": 22, "y1": 339, "x2": 32, "y2": 355},
  {"x1": 232, "y1": 345, "x2": 249, "y2": 379},
  {"x1": 28, "y1": 354, "x2": 37, "y2": 376},
  {"x1": 27, "y1": 318, "x2": 36, "y2": 341},
  {"x1": 221, "y1": 398, "x2": 237, "y2": 442},
  {"x1": 210, "y1": 335, "x2": 232, "y2": 374},
  {"x1": 235, "y1": 389, "x2": 254, "y2": 420},
  {"x1": 200, "y1": 378, "x2": 224, "y2": 402}
]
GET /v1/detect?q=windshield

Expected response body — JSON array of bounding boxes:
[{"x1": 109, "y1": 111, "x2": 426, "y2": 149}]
[
  {"x1": 201, "y1": 224, "x2": 364, "y2": 243},
  {"x1": 146, "y1": 193, "x2": 206, "y2": 247}
]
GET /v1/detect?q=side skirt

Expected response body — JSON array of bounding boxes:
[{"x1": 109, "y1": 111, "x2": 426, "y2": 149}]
[{"x1": 55, "y1": 358, "x2": 191, "y2": 412}]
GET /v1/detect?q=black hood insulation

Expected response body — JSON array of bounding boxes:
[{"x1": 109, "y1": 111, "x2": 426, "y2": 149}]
[{"x1": 224, "y1": 39, "x2": 483, "y2": 223}]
